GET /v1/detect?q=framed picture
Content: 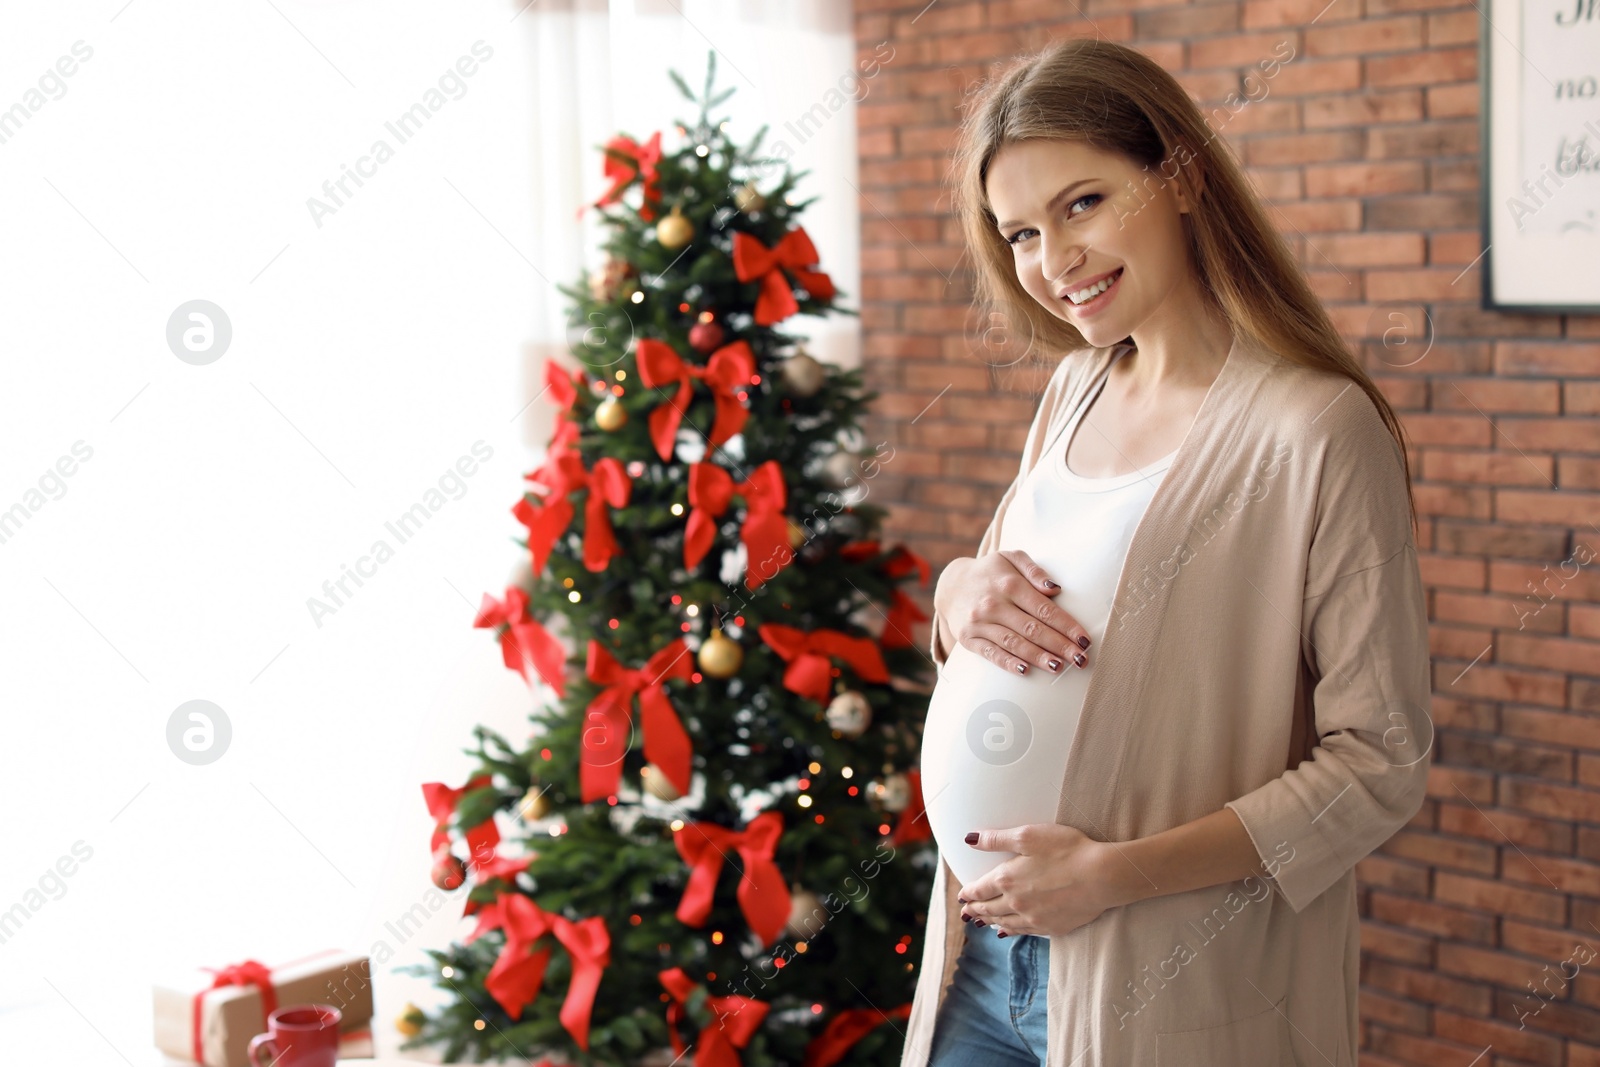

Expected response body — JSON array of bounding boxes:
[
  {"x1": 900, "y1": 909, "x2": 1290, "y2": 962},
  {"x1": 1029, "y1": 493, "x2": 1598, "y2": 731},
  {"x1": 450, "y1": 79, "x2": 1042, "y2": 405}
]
[{"x1": 1480, "y1": 0, "x2": 1600, "y2": 312}]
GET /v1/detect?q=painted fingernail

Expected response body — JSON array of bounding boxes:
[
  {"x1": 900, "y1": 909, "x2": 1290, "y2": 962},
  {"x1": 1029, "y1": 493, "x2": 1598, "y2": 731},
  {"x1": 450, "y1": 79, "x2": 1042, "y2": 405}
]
[
  {"x1": 1074, "y1": 653, "x2": 1086, "y2": 668},
  {"x1": 1015, "y1": 663, "x2": 1026, "y2": 674},
  {"x1": 964, "y1": 832, "x2": 979, "y2": 845},
  {"x1": 997, "y1": 931, "x2": 1009, "y2": 939},
  {"x1": 1044, "y1": 580, "x2": 1059, "y2": 589},
  {"x1": 974, "y1": 920, "x2": 987, "y2": 928},
  {"x1": 1047, "y1": 658, "x2": 1061, "y2": 671},
  {"x1": 1077, "y1": 635, "x2": 1091, "y2": 650},
  {"x1": 958, "y1": 896, "x2": 968, "y2": 904},
  {"x1": 961, "y1": 913, "x2": 971, "y2": 922}
]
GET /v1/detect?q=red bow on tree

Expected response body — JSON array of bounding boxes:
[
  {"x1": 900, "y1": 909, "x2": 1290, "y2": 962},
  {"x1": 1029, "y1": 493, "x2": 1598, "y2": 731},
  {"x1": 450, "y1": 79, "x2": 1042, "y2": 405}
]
[
  {"x1": 673, "y1": 810, "x2": 792, "y2": 947},
  {"x1": 839, "y1": 541, "x2": 931, "y2": 649},
  {"x1": 757, "y1": 624, "x2": 889, "y2": 705},
  {"x1": 802, "y1": 1003, "x2": 914, "y2": 1067},
  {"x1": 473, "y1": 586, "x2": 568, "y2": 695},
  {"x1": 635, "y1": 338, "x2": 757, "y2": 462},
  {"x1": 512, "y1": 455, "x2": 633, "y2": 574},
  {"x1": 543, "y1": 358, "x2": 585, "y2": 418},
  {"x1": 580, "y1": 638, "x2": 696, "y2": 803},
  {"x1": 891, "y1": 769, "x2": 931, "y2": 846},
  {"x1": 472, "y1": 846, "x2": 533, "y2": 882},
  {"x1": 421, "y1": 772, "x2": 498, "y2": 864},
  {"x1": 464, "y1": 892, "x2": 610, "y2": 1049},
  {"x1": 731, "y1": 228, "x2": 836, "y2": 326},
  {"x1": 659, "y1": 966, "x2": 769, "y2": 1067},
  {"x1": 685, "y1": 459, "x2": 793, "y2": 589},
  {"x1": 579, "y1": 130, "x2": 664, "y2": 222}
]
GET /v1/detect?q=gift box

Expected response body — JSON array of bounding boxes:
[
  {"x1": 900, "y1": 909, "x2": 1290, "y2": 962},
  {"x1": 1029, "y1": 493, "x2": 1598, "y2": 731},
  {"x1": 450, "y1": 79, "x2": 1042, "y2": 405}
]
[{"x1": 152, "y1": 950, "x2": 373, "y2": 1067}]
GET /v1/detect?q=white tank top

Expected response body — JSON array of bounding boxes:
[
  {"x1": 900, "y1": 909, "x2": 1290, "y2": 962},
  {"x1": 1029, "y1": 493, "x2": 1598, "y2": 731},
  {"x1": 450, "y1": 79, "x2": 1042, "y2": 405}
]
[{"x1": 920, "y1": 351, "x2": 1176, "y2": 887}]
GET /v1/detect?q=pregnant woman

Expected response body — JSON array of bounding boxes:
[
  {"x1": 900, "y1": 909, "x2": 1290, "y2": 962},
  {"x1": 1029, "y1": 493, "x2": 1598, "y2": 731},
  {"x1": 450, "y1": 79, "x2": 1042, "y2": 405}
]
[{"x1": 900, "y1": 38, "x2": 1432, "y2": 1067}]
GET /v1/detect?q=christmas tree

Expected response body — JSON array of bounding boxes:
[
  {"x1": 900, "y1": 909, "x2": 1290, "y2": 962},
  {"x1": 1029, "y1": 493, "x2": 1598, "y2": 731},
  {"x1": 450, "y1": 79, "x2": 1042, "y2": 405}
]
[{"x1": 400, "y1": 53, "x2": 938, "y2": 1067}]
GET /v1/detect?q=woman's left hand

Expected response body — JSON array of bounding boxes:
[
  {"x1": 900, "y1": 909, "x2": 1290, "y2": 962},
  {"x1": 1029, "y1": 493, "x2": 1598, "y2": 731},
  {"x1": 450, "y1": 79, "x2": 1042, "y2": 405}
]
[{"x1": 957, "y1": 824, "x2": 1129, "y2": 937}]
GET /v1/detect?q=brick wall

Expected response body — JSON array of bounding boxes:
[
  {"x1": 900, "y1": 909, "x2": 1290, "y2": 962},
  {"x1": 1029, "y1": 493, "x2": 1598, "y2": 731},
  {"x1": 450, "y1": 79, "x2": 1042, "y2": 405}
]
[{"x1": 852, "y1": 2, "x2": 1600, "y2": 1062}]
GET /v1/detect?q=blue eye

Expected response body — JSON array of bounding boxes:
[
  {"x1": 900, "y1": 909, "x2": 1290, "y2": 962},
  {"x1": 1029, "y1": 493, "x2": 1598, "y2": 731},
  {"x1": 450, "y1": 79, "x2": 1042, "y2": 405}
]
[{"x1": 1001, "y1": 194, "x2": 1101, "y2": 246}]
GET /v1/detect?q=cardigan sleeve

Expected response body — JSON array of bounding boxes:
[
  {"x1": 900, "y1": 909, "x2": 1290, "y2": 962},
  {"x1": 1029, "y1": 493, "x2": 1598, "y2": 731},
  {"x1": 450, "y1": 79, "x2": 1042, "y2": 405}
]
[
  {"x1": 928, "y1": 352, "x2": 1087, "y2": 677},
  {"x1": 1223, "y1": 388, "x2": 1431, "y2": 914}
]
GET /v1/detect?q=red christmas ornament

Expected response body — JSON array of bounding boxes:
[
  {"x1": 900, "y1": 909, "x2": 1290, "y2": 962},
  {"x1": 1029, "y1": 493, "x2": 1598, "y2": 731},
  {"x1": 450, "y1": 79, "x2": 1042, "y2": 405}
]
[
  {"x1": 688, "y1": 320, "x2": 725, "y2": 353},
  {"x1": 431, "y1": 852, "x2": 467, "y2": 891}
]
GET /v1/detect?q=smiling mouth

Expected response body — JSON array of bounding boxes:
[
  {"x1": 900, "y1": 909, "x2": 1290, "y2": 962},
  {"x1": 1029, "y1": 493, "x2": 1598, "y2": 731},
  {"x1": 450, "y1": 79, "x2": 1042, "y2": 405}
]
[{"x1": 1063, "y1": 267, "x2": 1123, "y2": 307}]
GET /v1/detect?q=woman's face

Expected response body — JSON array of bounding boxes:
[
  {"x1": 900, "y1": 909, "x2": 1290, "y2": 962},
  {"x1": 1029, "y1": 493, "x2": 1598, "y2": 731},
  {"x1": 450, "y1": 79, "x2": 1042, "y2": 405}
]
[{"x1": 985, "y1": 139, "x2": 1195, "y2": 350}]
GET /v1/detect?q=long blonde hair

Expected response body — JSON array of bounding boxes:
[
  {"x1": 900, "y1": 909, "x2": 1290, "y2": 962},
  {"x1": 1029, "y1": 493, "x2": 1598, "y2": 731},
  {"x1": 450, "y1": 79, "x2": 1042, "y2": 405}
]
[{"x1": 948, "y1": 37, "x2": 1417, "y2": 527}]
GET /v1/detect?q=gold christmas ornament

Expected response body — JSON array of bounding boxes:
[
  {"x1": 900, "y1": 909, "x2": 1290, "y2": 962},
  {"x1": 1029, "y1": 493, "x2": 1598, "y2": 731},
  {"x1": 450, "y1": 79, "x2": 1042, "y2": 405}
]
[
  {"x1": 395, "y1": 1003, "x2": 426, "y2": 1037},
  {"x1": 784, "y1": 887, "x2": 826, "y2": 939},
  {"x1": 517, "y1": 786, "x2": 551, "y2": 822},
  {"x1": 734, "y1": 183, "x2": 767, "y2": 213},
  {"x1": 655, "y1": 205, "x2": 694, "y2": 249},
  {"x1": 642, "y1": 762, "x2": 683, "y2": 801},
  {"x1": 595, "y1": 395, "x2": 628, "y2": 432},
  {"x1": 780, "y1": 348, "x2": 825, "y2": 397},
  {"x1": 698, "y1": 628, "x2": 743, "y2": 678},
  {"x1": 825, "y1": 690, "x2": 872, "y2": 739},
  {"x1": 786, "y1": 517, "x2": 807, "y2": 549}
]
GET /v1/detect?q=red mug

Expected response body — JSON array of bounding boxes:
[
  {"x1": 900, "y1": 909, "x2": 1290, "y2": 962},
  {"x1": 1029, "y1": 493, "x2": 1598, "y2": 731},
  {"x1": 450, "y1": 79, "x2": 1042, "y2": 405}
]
[{"x1": 247, "y1": 1003, "x2": 342, "y2": 1067}]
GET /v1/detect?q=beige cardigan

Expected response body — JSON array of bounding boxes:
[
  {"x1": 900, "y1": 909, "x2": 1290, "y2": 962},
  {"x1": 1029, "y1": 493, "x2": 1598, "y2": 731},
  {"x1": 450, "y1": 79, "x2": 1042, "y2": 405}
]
[{"x1": 901, "y1": 331, "x2": 1431, "y2": 1067}]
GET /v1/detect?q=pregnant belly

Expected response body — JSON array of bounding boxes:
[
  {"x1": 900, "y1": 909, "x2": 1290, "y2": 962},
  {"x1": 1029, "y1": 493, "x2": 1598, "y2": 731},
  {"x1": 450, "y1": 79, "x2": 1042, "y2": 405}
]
[{"x1": 920, "y1": 640, "x2": 1090, "y2": 888}]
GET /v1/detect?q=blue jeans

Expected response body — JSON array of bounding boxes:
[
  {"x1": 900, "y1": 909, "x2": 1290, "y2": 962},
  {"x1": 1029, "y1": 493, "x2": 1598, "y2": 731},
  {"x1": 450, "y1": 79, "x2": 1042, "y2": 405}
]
[{"x1": 926, "y1": 919, "x2": 1051, "y2": 1066}]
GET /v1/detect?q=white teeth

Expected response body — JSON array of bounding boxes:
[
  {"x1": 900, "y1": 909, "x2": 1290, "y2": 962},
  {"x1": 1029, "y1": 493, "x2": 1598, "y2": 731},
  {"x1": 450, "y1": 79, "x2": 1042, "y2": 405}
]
[{"x1": 1068, "y1": 269, "x2": 1120, "y2": 305}]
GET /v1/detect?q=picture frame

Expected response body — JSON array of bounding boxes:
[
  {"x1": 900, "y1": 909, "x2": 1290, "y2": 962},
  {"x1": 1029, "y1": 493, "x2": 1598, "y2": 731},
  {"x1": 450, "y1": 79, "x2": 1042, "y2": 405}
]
[{"x1": 1479, "y1": 0, "x2": 1600, "y2": 313}]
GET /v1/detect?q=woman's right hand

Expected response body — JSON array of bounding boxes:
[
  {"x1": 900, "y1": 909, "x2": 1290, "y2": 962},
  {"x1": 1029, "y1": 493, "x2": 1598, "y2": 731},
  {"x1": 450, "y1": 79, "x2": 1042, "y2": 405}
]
[{"x1": 936, "y1": 550, "x2": 1093, "y2": 675}]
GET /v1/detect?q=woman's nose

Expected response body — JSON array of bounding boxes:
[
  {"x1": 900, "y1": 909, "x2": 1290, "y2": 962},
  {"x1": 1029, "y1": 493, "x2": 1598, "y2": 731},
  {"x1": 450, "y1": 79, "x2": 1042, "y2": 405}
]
[{"x1": 1042, "y1": 237, "x2": 1086, "y2": 289}]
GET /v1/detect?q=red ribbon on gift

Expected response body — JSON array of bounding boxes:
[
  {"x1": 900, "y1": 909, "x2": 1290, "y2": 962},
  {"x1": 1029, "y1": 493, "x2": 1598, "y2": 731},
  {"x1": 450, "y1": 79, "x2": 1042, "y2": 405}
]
[
  {"x1": 636, "y1": 338, "x2": 756, "y2": 462},
  {"x1": 578, "y1": 130, "x2": 664, "y2": 222},
  {"x1": 659, "y1": 966, "x2": 769, "y2": 1067},
  {"x1": 802, "y1": 1003, "x2": 914, "y2": 1067},
  {"x1": 464, "y1": 893, "x2": 610, "y2": 1049},
  {"x1": 731, "y1": 228, "x2": 836, "y2": 326},
  {"x1": 473, "y1": 586, "x2": 569, "y2": 696},
  {"x1": 673, "y1": 810, "x2": 791, "y2": 947},
  {"x1": 192, "y1": 961, "x2": 275, "y2": 1064},
  {"x1": 421, "y1": 772, "x2": 499, "y2": 864},
  {"x1": 684, "y1": 459, "x2": 793, "y2": 589},
  {"x1": 892, "y1": 769, "x2": 931, "y2": 847},
  {"x1": 190, "y1": 950, "x2": 346, "y2": 1065},
  {"x1": 512, "y1": 455, "x2": 633, "y2": 574},
  {"x1": 757, "y1": 623, "x2": 889, "y2": 705},
  {"x1": 581, "y1": 638, "x2": 696, "y2": 803},
  {"x1": 839, "y1": 541, "x2": 931, "y2": 649}
]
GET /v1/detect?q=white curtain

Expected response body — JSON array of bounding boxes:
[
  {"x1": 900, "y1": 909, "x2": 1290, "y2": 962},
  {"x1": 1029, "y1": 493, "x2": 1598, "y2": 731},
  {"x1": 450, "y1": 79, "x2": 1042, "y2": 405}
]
[{"x1": 510, "y1": 0, "x2": 863, "y2": 452}]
